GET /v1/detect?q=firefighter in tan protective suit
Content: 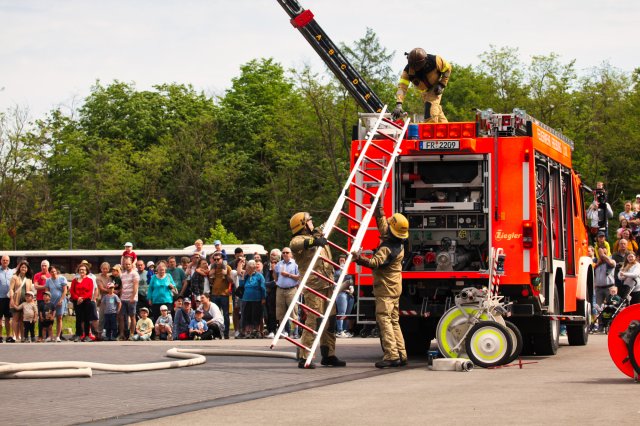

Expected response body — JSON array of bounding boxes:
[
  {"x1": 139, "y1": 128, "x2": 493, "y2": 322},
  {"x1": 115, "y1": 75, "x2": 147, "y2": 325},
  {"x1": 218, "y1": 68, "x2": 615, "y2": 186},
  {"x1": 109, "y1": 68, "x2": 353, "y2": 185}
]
[
  {"x1": 352, "y1": 203, "x2": 409, "y2": 368},
  {"x1": 391, "y1": 47, "x2": 451, "y2": 123},
  {"x1": 289, "y1": 212, "x2": 346, "y2": 369}
]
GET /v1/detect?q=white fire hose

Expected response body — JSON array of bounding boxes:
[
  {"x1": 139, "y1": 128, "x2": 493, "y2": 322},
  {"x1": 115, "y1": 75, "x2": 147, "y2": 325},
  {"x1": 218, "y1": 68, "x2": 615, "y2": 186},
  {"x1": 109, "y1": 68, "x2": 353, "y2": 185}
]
[
  {"x1": 431, "y1": 358, "x2": 474, "y2": 372},
  {"x1": 0, "y1": 348, "x2": 297, "y2": 380}
]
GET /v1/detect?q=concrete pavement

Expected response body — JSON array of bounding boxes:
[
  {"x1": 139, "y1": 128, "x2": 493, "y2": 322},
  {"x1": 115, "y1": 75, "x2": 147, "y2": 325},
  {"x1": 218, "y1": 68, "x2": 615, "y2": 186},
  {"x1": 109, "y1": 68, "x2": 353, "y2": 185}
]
[{"x1": 0, "y1": 334, "x2": 637, "y2": 425}]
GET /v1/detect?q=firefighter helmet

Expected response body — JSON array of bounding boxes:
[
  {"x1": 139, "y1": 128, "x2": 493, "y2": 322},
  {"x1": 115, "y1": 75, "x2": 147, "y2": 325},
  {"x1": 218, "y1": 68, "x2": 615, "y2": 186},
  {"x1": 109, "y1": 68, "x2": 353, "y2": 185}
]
[
  {"x1": 388, "y1": 213, "x2": 409, "y2": 239},
  {"x1": 290, "y1": 212, "x2": 312, "y2": 235},
  {"x1": 407, "y1": 48, "x2": 428, "y2": 71}
]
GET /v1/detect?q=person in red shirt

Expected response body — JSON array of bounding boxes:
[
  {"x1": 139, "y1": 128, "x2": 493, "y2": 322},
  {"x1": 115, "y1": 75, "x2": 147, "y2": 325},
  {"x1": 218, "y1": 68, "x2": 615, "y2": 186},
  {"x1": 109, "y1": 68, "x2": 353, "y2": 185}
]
[
  {"x1": 33, "y1": 259, "x2": 51, "y2": 342},
  {"x1": 121, "y1": 242, "x2": 137, "y2": 266},
  {"x1": 70, "y1": 264, "x2": 95, "y2": 342}
]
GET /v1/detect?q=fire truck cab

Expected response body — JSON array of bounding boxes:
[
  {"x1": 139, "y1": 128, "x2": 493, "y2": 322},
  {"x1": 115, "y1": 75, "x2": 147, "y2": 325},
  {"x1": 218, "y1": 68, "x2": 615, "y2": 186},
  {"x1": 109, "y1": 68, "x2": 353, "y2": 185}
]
[{"x1": 350, "y1": 110, "x2": 593, "y2": 356}]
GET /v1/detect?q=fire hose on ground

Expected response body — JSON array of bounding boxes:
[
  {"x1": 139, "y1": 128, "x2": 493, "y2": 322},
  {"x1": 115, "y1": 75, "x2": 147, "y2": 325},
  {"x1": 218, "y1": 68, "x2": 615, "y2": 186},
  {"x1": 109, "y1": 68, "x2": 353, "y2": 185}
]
[{"x1": 0, "y1": 348, "x2": 297, "y2": 380}]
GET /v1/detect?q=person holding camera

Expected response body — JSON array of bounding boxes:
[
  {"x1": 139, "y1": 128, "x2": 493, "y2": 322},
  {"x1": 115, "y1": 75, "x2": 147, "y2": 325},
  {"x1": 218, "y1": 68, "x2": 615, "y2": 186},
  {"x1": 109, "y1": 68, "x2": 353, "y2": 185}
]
[
  {"x1": 593, "y1": 182, "x2": 613, "y2": 237},
  {"x1": 208, "y1": 252, "x2": 233, "y2": 339},
  {"x1": 594, "y1": 231, "x2": 616, "y2": 312}
]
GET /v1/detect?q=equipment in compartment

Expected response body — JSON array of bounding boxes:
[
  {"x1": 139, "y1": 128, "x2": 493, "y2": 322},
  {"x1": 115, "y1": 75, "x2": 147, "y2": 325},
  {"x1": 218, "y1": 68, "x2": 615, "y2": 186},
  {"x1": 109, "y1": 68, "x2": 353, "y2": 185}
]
[{"x1": 400, "y1": 157, "x2": 488, "y2": 273}]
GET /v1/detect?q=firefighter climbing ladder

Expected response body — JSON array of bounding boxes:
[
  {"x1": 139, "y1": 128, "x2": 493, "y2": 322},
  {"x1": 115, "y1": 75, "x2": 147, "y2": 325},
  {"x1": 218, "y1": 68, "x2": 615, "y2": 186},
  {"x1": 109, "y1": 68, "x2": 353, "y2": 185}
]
[{"x1": 270, "y1": 107, "x2": 410, "y2": 367}]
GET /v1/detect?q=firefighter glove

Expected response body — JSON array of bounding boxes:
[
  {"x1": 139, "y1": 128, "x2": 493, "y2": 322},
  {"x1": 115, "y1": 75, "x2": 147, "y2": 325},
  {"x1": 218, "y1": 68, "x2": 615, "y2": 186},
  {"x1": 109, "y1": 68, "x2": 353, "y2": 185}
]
[
  {"x1": 373, "y1": 202, "x2": 384, "y2": 218},
  {"x1": 434, "y1": 83, "x2": 445, "y2": 95},
  {"x1": 391, "y1": 102, "x2": 404, "y2": 120},
  {"x1": 305, "y1": 236, "x2": 328, "y2": 248}
]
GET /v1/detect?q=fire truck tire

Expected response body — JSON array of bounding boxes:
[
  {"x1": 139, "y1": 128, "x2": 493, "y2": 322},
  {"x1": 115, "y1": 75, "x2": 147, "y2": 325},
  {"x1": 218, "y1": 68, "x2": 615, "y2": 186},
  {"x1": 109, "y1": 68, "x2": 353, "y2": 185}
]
[
  {"x1": 436, "y1": 307, "x2": 491, "y2": 358},
  {"x1": 371, "y1": 327, "x2": 380, "y2": 338},
  {"x1": 401, "y1": 317, "x2": 434, "y2": 356},
  {"x1": 464, "y1": 321, "x2": 513, "y2": 368},
  {"x1": 567, "y1": 299, "x2": 590, "y2": 346},
  {"x1": 533, "y1": 285, "x2": 560, "y2": 355},
  {"x1": 504, "y1": 321, "x2": 524, "y2": 364}
]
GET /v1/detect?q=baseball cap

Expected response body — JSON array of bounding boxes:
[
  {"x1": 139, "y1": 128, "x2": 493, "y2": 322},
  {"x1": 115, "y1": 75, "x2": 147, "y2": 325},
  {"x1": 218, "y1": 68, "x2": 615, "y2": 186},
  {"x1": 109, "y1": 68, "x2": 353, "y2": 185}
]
[
  {"x1": 195, "y1": 295, "x2": 201, "y2": 302},
  {"x1": 597, "y1": 231, "x2": 606, "y2": 237},
  {"x1": 26, "y1": 290, "x2": 35, "y2": 296},
  {"x1": 107, "y1": 283, "x2": 115, "y2": 288},
  {"x1": 182, "y1": 298, "x2": 191, "y2": 304},
  {"x1": 44, "y1": 291, "x2": 51, "y2": 296},
  {"x1": 160, "y1": 305, "x2": 168, "y2": 311},
  {"x1": 146, "y1": 261, "x2": 155, "y2": 267},
  {"x1": 140, "y1": 307, "x2": 149, "y2": 313},
  {"x1": 195, "y1": 308, "x2": 204, "y2": 313},
  {"x1": 124, "y1": 242, "x2": 133, "y2": 247},
  {"x1": 636, "y1": 194, "x2": 640, "y2": 198},
  {"x1": 214, "y1": 240, "x2": 222, "y2": 245}
]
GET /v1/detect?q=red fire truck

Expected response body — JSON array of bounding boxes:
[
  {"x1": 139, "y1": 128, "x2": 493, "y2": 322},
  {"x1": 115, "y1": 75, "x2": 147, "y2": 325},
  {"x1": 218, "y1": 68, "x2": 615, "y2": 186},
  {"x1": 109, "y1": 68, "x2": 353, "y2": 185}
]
[
  {"x1": 276, "y1": 0, "x2": 593, "y2": 356},
  {"x1": 350, "y1": 111, "x2": 593, "y2": 355}
]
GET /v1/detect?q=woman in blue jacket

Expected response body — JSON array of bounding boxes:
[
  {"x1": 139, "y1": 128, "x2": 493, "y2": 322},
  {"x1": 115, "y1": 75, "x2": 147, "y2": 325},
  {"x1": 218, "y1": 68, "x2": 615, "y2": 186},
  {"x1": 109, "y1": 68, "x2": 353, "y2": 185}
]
[
  {"x1": 239, "y1": 260, "x2": 266, "y2": 339},
  {"x1": 147, "y1": 261, "x2": 176, "y2": 321}
]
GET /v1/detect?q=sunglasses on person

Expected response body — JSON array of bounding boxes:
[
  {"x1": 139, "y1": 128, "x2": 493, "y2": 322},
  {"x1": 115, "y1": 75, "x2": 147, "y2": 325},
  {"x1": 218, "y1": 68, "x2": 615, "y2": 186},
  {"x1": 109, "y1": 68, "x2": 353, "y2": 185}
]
[
  {"x1": 213, "y1": 258, "x2": 222, "y2": 261},
  {"x1": 282, "y1": 251, "x2": 291, "y2": 254}
]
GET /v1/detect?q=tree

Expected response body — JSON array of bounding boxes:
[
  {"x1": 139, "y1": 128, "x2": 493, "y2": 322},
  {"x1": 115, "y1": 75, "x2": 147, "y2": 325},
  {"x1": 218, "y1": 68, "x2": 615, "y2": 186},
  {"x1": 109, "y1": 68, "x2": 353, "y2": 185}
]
[{"x1": 478, "y1": 45, "x2": 528, "y2": 112}]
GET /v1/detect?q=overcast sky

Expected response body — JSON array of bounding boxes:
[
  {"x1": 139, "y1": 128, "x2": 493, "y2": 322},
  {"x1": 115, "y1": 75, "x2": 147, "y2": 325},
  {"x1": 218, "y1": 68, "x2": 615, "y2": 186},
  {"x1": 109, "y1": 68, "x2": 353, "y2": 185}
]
[{"x1": 1, "y1": 0, "x2": 638, "y2": 119}]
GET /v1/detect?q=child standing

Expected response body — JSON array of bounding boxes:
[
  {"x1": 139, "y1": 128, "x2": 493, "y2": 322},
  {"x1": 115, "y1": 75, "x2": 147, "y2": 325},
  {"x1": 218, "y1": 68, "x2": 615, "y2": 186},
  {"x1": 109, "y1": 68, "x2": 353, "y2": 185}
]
[
  {"x1": 154, "y1": 304, "x2": 173, "y2": 340},
  {"x1": 189, "y1": 308, "x2": 208, "y2": 340},
  {"x1": 133, "y1": 307, "x2": 153, "y2": 341},
  {"x1": 102, "y1": 283, "x2": 121, "y2": 341},
  {"x1": 40, "y1": 291, "x2": 56, "y2": 342},
  {"x1": 17, "y1": 291, "x2": 38, "y2": 342}
]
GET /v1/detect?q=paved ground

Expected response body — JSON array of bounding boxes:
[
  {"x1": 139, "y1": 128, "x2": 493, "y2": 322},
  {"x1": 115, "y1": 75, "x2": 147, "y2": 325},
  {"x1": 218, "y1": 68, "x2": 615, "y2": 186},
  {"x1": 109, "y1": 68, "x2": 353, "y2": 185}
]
[{"x1": 1, "y1": 334, "x2": 638, "y2": 425}]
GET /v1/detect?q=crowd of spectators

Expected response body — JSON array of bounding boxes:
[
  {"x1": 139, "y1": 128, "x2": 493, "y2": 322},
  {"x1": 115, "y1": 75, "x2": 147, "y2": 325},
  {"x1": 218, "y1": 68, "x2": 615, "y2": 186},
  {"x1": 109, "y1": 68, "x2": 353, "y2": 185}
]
[
  {"x1": 0, "y1": 239, "x2": 357, "y2": 343},
  {"x1": 589, "y1": 194, "x2": 640, "y2": 331}
]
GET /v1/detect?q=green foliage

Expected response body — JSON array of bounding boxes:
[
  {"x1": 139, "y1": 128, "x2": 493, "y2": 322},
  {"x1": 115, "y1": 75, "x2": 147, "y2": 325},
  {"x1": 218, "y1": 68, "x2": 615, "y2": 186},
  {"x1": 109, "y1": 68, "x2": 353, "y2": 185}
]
[
  {"x1": 1, "y1": 30, "x2": 639, "y2": 251},
  {"x1": 205, "y1": 220, "x2": 242, "y2": 245}
]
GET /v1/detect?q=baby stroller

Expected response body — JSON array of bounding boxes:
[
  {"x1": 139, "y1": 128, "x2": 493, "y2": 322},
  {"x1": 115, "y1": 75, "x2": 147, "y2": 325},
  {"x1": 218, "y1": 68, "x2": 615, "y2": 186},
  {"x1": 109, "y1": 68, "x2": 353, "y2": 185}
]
[{"x1": 593, "y1": 296, "x2": 629, "y2": 334}]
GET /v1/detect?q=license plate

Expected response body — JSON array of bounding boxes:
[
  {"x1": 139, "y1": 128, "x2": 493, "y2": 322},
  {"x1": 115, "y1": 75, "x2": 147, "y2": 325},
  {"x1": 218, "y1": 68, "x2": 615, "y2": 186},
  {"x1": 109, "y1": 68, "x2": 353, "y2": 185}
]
[{"x1": 419, "y1": 140, "x2": 460, "y2": 150}]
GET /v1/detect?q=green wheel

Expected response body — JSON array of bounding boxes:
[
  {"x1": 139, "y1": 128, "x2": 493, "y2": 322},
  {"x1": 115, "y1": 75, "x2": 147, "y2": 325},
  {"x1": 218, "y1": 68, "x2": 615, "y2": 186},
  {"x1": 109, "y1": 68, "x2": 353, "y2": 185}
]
[
  {"x1": 464, "y1": 320, "x2": 513, "y2": 368},
  {"x1": 436, "y1": 306, "x2": 490, "y2": 358}
]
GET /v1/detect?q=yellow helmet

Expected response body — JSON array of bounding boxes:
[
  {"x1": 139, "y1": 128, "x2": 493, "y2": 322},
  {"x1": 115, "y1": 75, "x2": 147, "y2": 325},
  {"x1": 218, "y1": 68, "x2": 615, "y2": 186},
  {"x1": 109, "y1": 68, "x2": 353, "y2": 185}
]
[
  {"x1": 290, "y1": 212, "x2": 312, "y2": 235},
  {"x1": 388, "y1": 213, "x2": 409, "y2": 239}
]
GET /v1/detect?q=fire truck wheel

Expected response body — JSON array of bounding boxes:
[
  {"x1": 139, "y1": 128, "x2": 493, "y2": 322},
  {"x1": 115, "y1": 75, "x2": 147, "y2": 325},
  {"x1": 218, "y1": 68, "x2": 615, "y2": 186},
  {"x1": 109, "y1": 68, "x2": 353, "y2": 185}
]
[
  {"x1": 504, "y1": 321, "x2": 524, "y2": 364},
  {"x1": 533, "y1": 285, "x2": 560, "y2": 355},
  {"x1": 401, "y1": 317, "x2": 435, "y2": 356},
  {"x1": 567, "y1": 299, "x2": 590, "y2": 346},
  {"x1": 464, "y1": 321, "x2": 513, "y2": 368},
  {"x1": 436, "y1": 307, "x2": 491, "y2": 358}
]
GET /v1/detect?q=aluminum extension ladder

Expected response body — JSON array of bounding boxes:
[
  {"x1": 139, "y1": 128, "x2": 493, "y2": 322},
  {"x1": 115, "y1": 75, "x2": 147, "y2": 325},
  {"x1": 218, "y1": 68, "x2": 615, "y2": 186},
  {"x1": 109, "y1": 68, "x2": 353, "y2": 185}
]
[{"x1": 270, "y1": 106, "x2": 410, "y2": 367}]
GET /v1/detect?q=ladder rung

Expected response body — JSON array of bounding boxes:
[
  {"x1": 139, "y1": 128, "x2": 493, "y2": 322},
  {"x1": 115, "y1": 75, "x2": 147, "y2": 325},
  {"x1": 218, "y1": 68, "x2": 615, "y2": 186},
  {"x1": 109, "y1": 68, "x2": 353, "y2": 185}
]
[
  {"x1": 339, "y1": 210, "x2": 359, "y2": 225},
  {"x1": 319, "y1": 255, "x2": 341, "y2": 270},
  {"x1": 369, "y1": 143, "x2": 393, "y2": 156},
  {"x1": 297, "y1": 301, "x2": 324, "y2": 318},
  {"x1": 283, "y1": 335, "x2": 309, "y2": 351},
  {"x1": 363, "y1": 156, "x2": 386, "y2": 170},
  {"x1": 332, "y1": 224, "x2": 356, "y2": 240},
  {"x1": 375, "y1": 128, "x2": 396, "y2": 142},
  {"x1": 380, "y1": 117, "x2": 403, "y2": 129},
  {"x1": 351, "y1": 182, "x2": 375, "y2": 198},
  {"x1": 345, "y1": 195, "x2": 366, "y2": 211},
  {"x1": 311, "y1": 271, "x2": 336, "y2": 287},
  {"x1": 327, "y1": 239, "x2": 349, "y2": 255},
  {"x1": 357, "y1": 168, "x2": 382, "y2": 183},
  {"x1": 291, "y1": 318, "x2": 317, "y2": 335}
]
